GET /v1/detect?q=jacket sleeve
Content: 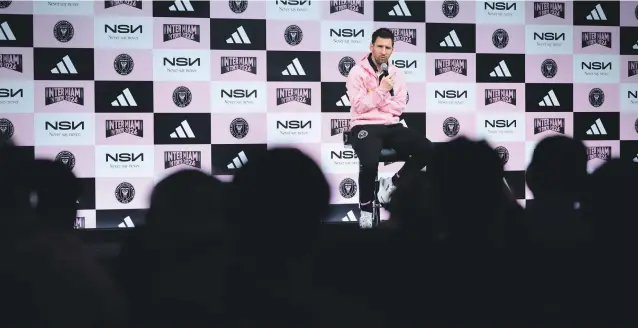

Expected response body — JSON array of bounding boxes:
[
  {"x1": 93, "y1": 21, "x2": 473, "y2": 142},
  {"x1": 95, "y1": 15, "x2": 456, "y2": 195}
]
[
  {"x1": 378, "y1": 71, "x2": 407, "y2": 117},
  {"x1": 346, "y1": 67, "x2": 389, "y2": 114}
]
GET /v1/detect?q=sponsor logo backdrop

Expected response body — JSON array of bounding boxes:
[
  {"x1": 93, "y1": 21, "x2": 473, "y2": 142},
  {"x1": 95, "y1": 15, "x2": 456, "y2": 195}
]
[{"x1": 1, "y1": 0, "x2": 637, "y2": 226}]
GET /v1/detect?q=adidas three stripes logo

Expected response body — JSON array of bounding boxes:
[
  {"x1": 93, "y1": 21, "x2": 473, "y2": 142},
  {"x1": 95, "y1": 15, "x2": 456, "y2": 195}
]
[
  {"x1": 336, "y1": 94, "x2": 350, "y2": 107},
  {"x1": 586, "y1": 3, "x2": 606, "y2": 20},
  {"x1": 226, "y1": 26, "x2": 251, "y2": 44},
  {"x1": 586, "y1": 118, "x2": 607, "y2": 135},
  {"x1": 118, "y1": 216, "x2": 135, "y2": 228},
  {"x1": 489, "y1": 60, "x2": 512, "y2": 78},
  {"x1": 282, "y1": 58, "x2": 306, "y2": 76},
  {"x1": 51, "y1": 56, "x2": 78, "y2": 75},
  {"x1": 111, "y1": 88, "x2": 137, "y2": 107},
  {"x1": 538, "y1": 90, "x2": 560, "y2": 107},
  {"x1": 227, "y1": 151, "x2": 248, "y2": 169},
  {"x1": 0, "y1": 21, "x2": 15, "y2": 41},
  {"x1": 170, "y1": 120, "x2": 196, "y2": 139},
  {"x1": 440, "y1": 30, "x2": 462, "y2": 47},
  {"x1": 341, "y1": 211, "x2": 358, "y2": 222},
  {"x1": 169, "y1": 0, "x2": 194, "y2": 11},
  {"x1": 388, "y1": 0, "x2": 411, "y2": 16}
]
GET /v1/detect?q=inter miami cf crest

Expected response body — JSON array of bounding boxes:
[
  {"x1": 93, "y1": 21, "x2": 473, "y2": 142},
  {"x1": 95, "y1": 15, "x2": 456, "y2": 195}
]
[
  {"x1": 229, "y1": 118, "x2": 249, "y2": 139},
  {"x1": 0, "y1": 54, "x2": 22, "y2": 73},
  {"x1": 494, "y1": 146, "x2": 509, "y2": 165},
  {"x1": 53, "y1": 20, "x2": 74, "y2": 43},
  {"x1": 284, "y1": 25, "x2": 303, "y2": 46},
  {"x1": 0, "y1": 118, "x2": 14, "y2": 141},
  {"x1": 229, "y1": 0, "x2": 248, "y2": 13},
  {"x1": 635, "y1": 118, "x2": 638, "y2": 134},
  {"x1": 55, "y1": 151, "x2": 76, "y2": 170},
  {"x1": 115, "y1": 182, "x2": 135, "y2": 204},
  {"x1": 442, "y1": 117, "x2": 460, "y2": 137},
  {"x1": 172, "y1": 86, "x2": 192, "y2": 108},
  {"x1": 635, "y1": 5, "x2": 638, "y2": 20},
  {"x1": 114, "y1": 54, "x2": 134, "y2": 76},
  {"x1": 541, "y1": 59, "x2": 557, "y2": 78},
  {"x1": 533, "y1": 2, "x2": 565, "y2": 18},
  {"x1": 492, "y1": 29, "x2": 509, "y2": 49},
  {"x1": 0, "y1": 1, "x2": 11, "y2": 9},
  {"x1": 338, "y1": 57, "x2": 356, "y2": 77},
  {"x1": 339, "y1": 178, "x2": 357, "y2": 199},
  {"x1": 589, "y1": 88, "x2": 605, "y2": 108},
  {"x1": 442, "y1": 0, "x2": 459, "y2": 18},
  {"x1": 406, "y1": 92, "x2": 410, "y2": 104},
  {"x1": 330, "y1": 0, "x2": 364, "y2": 14}
]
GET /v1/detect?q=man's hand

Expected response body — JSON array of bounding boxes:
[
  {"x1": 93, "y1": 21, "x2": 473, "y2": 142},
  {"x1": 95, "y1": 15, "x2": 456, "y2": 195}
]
[{"x1": 380, "y1": 73, "x2": 394, "y2": 92}]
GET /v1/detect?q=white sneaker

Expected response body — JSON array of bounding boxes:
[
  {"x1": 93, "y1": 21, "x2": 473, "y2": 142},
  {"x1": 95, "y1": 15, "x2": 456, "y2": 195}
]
[
  {"x1": 359, "y1": 211, "x2": 373, "y2": 229},
  {"x1": 377, "y1": 177, "x2": 396, "y2": 204}
]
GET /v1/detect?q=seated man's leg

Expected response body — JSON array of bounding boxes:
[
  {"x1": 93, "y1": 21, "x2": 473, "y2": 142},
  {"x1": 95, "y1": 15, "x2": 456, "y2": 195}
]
[
  {"x1": 349, "y1": 125, "x2": 384, "y2": 227},
  {"x1": 385, "y1": 124, "x2": 433, "y2": 185}
]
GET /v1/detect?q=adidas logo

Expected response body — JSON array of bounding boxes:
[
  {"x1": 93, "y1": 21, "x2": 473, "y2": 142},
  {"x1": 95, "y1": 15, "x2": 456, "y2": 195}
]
[
  {"x1": 118, "y1": 216, "x2": 135, "y2": 228},
  {"x1": 169, "y1": 0, "x2": 194, "y2": 11},
  {"x1": 341, "y1": 210, "x2": 358, "y2": 222},
  {"x1": 388, "y1": 0, "x2": 411, "y2": 16},
  {"x1": 336, "y1": 94, "x2": 350, "y2": 106},
  {"x1": 227, "y1": 151, "x2": 248, "y2": 169},
  {"x1": 586, "y1": 3, "x2": 607, "y2": 20},
  {"x1": 0, "y1": 21, "x2": 15, "y2": 41},
  {"x1": 111, "y1": 88, "x2": 137, "y2": 106},
  {"x1": 633, "y1": 42, "x2": 638, "y2": 50},
  {"x1": 169, "y1": 120, "x2": 196, "y2": 139},
  {"x1": 281, "y1": 58, "x2": 306, "y2": 76},
  {"x1": 226, "y1": 26, "x2": 251, "y2": 44},
  {"x1": 538, "y1": 90, "x2": 560, "y2": 107},
  {"x1": 439, "y1": 30, "x2": 462, "y2": 47},
  {"x1": 586, "y1": 118, "x2": 607, "y2": 135},
  {"x1": 489, "y1": 60, "x2": 511, "y2": 78},
  {"x1": 51, "y1": 55, "x2": 78, "y2": 74},
  {"x1": 633, "y1": 154, "x2": 638, "y2": 163},
  {"x1": 400, "y1": 119, "x2": 407, "y2": 128}
]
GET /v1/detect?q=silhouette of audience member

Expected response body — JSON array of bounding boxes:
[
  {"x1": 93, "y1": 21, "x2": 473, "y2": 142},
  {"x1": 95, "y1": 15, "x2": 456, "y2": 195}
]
[
  {"x1": 31, "y1": 159, "x2": 82, "y2": 231},
  {"x1": 0, "y1": 140, "x2": 34, "y2": 229},
  {"x1": 225, "y1": 147, "x2": 330, "y2": 326},
  {"x1": 117, "y1": 170, "x2": 229, "y2": 327}
]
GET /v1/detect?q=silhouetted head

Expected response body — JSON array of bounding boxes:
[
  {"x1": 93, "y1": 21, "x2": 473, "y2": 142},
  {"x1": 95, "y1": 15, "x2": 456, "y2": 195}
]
[
  {"x1": 230, "y1": 147, "x2": 330, "y2": 257},
  {"x1": 583, "y1": 159, "x2": 638, "y2": 241},
  {"x1": 0, "y1": 140, "x2": 34, "y2": 221},
  {"x1": 146, "y1": 170, "x2": 226, "y2": 245},
  {"x1": 527, "y1": 136, "x2": 588, "y2": 200},
  {"x1": 31, "y1": 159, "x2": 81, "y2": 230},
  {"x1": 388, "y1": 170, "x2": 433, "y2": 239},
  {"x1": 425, "y1": 137, "x2": 505, "y2": 241}
]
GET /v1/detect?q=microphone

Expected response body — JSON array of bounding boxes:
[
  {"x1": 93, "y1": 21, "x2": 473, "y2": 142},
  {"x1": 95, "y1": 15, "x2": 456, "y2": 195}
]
[{"x1": 380, "y1": 63, "x2": 394, "y2": 96}]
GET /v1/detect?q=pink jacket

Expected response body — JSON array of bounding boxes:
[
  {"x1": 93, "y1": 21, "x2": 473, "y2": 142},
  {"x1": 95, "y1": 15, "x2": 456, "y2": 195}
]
[{"x1": 347, "y1": 54, "x2": 407, "y2": 127}]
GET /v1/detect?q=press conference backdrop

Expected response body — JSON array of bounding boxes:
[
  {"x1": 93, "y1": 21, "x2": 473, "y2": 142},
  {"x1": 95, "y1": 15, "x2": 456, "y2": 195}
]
[{"x1": 0, "y1": 0, "x2": 637, "y2": 228}]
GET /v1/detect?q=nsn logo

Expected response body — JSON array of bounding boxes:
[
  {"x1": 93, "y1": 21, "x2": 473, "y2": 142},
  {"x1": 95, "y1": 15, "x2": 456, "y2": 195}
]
[
  {"x1": 485, "y1": 2, "x2": 516, "y2": 10},
  {"x1": 485, "y1": 119, "x2": 516, "y2": 128},
  {"x1": 331, "y1": 150, "x2": 357, "y2": 159},
  {"x1": 533, "y1": 32, "x2": 565, "y2": 41},
  {"x1": 582, "y1": 62, "x2": 611, "y2": 70},
  {"x1": 392, "y1": 59, "x2": 417, "y2": 68},
  {"x1": 221, "y1": 89, "x2": 256, "y2": 98},
  {"x1": 163, "y1": 57, "x2": 200, "y2": 66},
  {"x1": 277, "y1": 0, "x2": 310, "y2": 4},
  {"x1": 104, "y1": 25, "x2": 142, "y2": 34},
  {"x1": 276, "y1": 120, "x2": 311, "y2": 129},
  {"x1": 435, "y1": 90, "x2": 467, "y2": 98},
  {"x1": 45, "y1": 121, "x2": 84, "y2": 130},
  {"x1": 329, "y1": 28, "x2": 364, "y2": 38},
  {"x1": 0, "y1": 88, "x2": 22, "y2": 97},
  {"x1": 106, "y1": 153, "x2": 144, "y2": 162},
  {"x1": 629, "y1": 90, "x2": 638, "y2": 99}
]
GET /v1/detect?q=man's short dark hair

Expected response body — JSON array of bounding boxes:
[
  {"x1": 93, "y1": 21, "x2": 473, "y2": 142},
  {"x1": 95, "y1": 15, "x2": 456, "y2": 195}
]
[{"x1": 371, "y1": 28, "x2": 394, "y2": 46}]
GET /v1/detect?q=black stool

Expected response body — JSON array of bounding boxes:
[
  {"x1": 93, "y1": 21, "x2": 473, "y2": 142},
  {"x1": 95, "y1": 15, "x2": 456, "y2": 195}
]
[{"x1": 343, "y1": 130, "x2": 406, "y2": 228}]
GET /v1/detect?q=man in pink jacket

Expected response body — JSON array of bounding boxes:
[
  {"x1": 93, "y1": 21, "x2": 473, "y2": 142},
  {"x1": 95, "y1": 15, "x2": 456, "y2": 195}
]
[{"x1": 347, "y1": 28, "x2": 433, "y2": 229}]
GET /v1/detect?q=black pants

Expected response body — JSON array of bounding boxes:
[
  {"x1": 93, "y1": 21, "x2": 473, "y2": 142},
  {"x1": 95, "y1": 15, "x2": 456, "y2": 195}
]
[{"x1": 349, "y1": 124, "x2": 433, "y2": 211}]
